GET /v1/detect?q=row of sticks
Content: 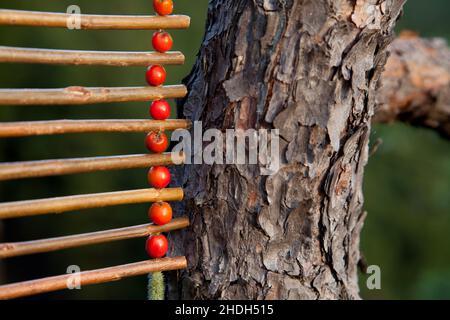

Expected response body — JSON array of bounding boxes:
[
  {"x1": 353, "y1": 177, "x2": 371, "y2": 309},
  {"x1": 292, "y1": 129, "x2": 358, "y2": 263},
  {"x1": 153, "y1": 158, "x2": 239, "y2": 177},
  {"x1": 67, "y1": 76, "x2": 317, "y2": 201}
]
[{"x1": 0, "y1": 8, "x2": 191, "y2": 299}]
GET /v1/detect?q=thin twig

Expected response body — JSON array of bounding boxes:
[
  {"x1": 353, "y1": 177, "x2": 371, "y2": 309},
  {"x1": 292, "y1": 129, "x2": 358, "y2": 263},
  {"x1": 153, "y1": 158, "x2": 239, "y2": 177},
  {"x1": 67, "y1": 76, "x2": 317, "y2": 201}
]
[
  {"x1": 0, "y1": 217, "x2": 189, "y2": 258},
  {"x1": 0, "y1": 85, "x2": 187, "y2": 106},
  {"x1": 0, "y1": 9, "x2": 190, "y2": 30},
  {"x1": 0, "y1": 256, "x2": 187, "y2": 300},
  {"x1": 0, "y1": 119, "x2": 191, "y2": 137},
  {"x1": 0, "y1": 153, "x2": 184, "y2": 181},
  {"x1": 0, "y1": 46, "x2": 185, "y2": 66},
  {"x1": 0, "y1": 188, "x2": 184, "y2": 219}
]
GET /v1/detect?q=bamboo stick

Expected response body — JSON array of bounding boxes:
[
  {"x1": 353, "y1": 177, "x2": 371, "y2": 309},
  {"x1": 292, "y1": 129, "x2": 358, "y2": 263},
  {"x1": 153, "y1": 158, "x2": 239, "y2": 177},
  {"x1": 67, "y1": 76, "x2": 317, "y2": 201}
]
[
  {"x1": 0, "y1": 257, "x2": 187, "y2": 300},
  {"x1": 0, "y1": 153, "x2": 184, "y2": 181},
  {"x1": 0, "y1": 46, "x2": 185, "y2": 66},
  {"x1": 0, "y1": 217, "x2": 189, "y2": 259},
  {"x1": 0, "y1": 188, "x2": 183, "y2": 220},
  {"x1": 0, "y1": 85, "x2": 187, "y2": 106},
  {"x1": 0, "y1": 9, "x2": 190, "y2": 30},
  {"x1": 0, "y1": 119, "x2": 191, "y2": 137}
]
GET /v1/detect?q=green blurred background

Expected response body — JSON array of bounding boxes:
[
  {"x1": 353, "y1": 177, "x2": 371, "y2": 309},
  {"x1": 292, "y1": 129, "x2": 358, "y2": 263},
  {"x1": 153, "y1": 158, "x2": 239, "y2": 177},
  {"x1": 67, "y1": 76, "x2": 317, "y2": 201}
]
[{"x1": 0, "y1": 0, "x2": 448, "y2": 300}]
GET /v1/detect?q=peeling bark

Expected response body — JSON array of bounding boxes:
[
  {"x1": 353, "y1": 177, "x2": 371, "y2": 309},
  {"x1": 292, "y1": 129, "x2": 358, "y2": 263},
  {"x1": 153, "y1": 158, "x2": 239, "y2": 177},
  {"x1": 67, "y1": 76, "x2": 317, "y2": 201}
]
[
  {"x1": 376, "y1": 32, "x2": 450, "y2": 138},
  {"x1": 169, "y1": 0, "x2": 405, "y2": 300}
]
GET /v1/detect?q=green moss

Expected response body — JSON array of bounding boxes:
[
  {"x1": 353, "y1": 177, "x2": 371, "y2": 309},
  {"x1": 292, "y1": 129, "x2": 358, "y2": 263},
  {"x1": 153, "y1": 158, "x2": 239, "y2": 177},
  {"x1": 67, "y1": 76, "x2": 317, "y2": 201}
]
[{"x1": 148, "y1": 272, "x2": 165, "y2": 300}]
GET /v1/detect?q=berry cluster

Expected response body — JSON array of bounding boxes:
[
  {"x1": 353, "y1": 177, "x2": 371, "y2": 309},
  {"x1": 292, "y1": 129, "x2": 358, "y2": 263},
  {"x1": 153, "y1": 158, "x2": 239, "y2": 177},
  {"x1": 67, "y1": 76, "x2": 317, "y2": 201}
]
[{"x1": 145, "y1": 0, "x2": 175, "y2": 259}]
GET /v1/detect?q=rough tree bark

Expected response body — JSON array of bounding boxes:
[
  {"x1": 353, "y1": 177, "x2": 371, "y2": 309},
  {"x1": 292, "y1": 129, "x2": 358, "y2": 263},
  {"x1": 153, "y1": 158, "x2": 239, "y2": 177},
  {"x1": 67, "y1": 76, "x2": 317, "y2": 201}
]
[{"x1": 170, "y1": 0, "x2": 406, "y2": 300}]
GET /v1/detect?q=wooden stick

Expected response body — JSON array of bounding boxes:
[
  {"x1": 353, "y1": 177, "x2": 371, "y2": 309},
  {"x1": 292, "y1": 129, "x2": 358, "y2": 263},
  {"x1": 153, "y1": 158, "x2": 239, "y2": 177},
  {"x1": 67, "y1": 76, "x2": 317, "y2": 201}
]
[
  {"x1": 0, "y1": 256, "x2": 187, "y2": 300},
  {"x1": 0, "y1": 9, "x2": 191, "y2": 30},
  {"x1": 0, "y1": 46, "x2": 185, "y2": 66},
  {"x1": 0, "y1": 119, "x2": 191, "y2": 137},
  {"x1": 0, "y1": 85, "x2": 187, "y2": 106},
  {"x1": 0, "y1": 153, "x2": 184, "y2": 181},
  {"x1": 0, "y1": 217, "x2": 189, "y2": 259},
  {"x1": 0, "y1": 188, "x2": 183, "y2": 220},
  {"x1": 0, "y1": 153, "x2": 182, "y2": 180}
]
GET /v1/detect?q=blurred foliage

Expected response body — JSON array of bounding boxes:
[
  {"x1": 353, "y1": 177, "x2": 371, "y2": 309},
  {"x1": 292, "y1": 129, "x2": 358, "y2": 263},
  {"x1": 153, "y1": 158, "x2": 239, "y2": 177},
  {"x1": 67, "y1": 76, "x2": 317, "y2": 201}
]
[{"x1": 0, "y1": 0, "x2": 448, "y2": 300}]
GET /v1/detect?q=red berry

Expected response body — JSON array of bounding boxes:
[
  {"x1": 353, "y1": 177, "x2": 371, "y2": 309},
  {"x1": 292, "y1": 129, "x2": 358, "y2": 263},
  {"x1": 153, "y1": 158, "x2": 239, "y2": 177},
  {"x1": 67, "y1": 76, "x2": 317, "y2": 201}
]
[
  {"x1": 146, "y1": 65, "x2": 166, "y2": 86},
  {"x1": 150, "y1": 100, "x2": 171, "y2": 120},
  {"x1": 146, "y1": 234, "x2": 168, "y2": 258},
  {"x1": 152, "y1": 31, "x2": 173, "y2": 53},
  {"x1": 153, "y1": 0, "x2": 173, "y2": 16},
  {"x1": 149, "y1": 202, "x2": 173, "y2": 225},
  {"x1": 148, "y1": 166, "x2": 171, "y2": 189},
  {"x1": 145, "y1": 131, "x2": 169, "y2": 154}
]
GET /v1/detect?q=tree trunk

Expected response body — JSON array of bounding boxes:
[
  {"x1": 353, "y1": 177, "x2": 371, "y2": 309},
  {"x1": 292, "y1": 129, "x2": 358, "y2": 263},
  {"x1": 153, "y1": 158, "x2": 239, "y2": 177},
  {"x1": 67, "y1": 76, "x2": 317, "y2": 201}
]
[{"x1": 170, "y1": 0, "x2": 405, "y2": 300}]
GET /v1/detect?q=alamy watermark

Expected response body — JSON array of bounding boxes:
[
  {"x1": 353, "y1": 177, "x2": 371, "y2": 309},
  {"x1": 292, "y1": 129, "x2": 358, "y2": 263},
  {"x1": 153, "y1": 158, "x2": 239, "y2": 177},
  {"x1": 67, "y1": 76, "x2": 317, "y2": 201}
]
[
  {"x1": 366, "y1": 265, "x2": 382, "y2": 290},
  {"x1": 170, "y1": 121, "x2": 281, "y2": 175},
  {"x1": 66, "y1": 265, "x2": 81, "y2": 290},
  {"x1": 66, "y1": 5, "x2": 81, "y2": 30}
]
